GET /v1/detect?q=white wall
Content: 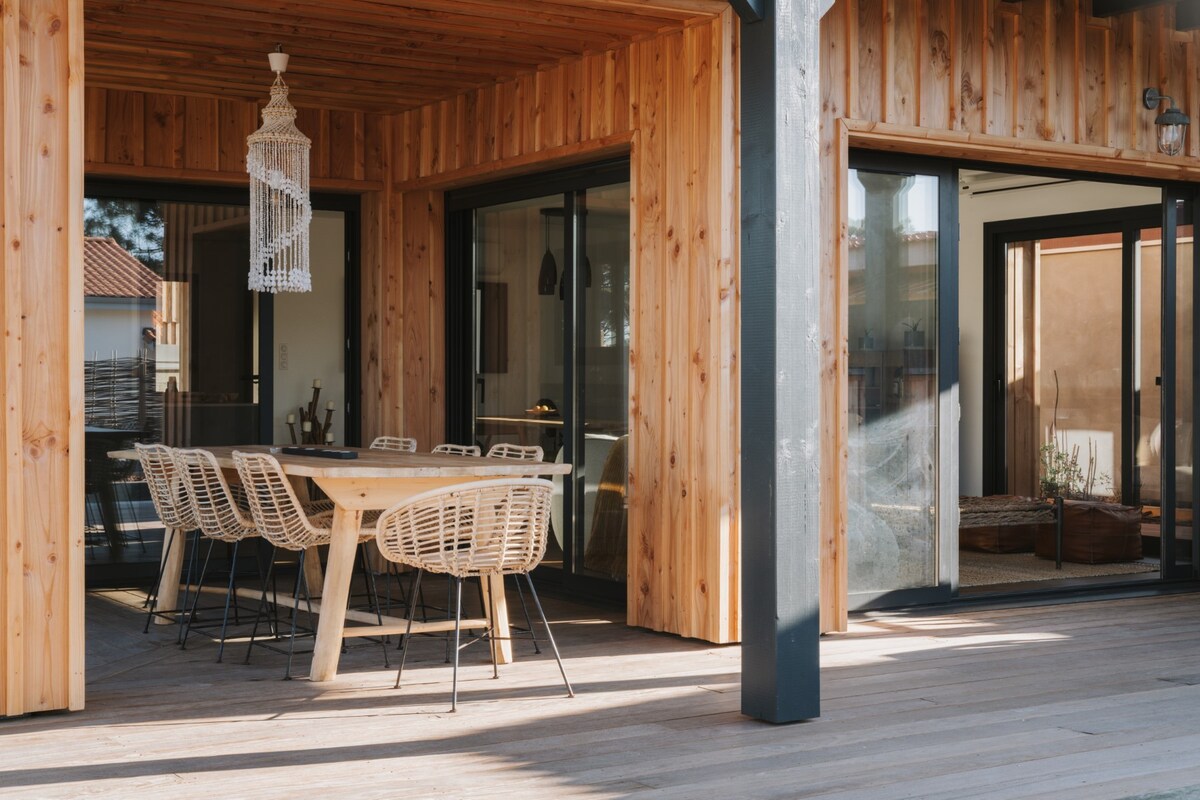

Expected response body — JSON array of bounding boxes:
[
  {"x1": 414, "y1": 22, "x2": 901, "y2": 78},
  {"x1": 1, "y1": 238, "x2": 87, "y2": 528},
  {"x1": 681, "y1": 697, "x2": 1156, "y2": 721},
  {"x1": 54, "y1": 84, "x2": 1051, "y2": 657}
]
[
  {"x1": 272, "y1": 211, "x2": 346, "y2": 445},
  {"x1": 958, "y1": 178, "x2": 1160, "y2": 495},
  {"x1": 84, "y1": 298, "x2": 155, "y2": 359}
]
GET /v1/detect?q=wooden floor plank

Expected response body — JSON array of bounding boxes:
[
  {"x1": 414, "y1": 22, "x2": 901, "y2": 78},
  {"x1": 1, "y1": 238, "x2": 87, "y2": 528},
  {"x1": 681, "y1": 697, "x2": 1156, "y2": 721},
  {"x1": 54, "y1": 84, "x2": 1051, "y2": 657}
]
[{"x1": 3, "y1": 591, "x2": 1200, "y2": 798}]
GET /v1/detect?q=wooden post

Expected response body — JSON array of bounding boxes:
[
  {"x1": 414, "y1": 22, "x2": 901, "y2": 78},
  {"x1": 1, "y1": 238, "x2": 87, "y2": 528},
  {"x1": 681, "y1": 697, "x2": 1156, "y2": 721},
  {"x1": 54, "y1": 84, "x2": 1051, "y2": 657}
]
[
  {"x1": 0, "y1": 0, "x2": 86, "y2": 717},
  {"x1": 737, "y1": 0, "x2": 823, "y2": 723}
]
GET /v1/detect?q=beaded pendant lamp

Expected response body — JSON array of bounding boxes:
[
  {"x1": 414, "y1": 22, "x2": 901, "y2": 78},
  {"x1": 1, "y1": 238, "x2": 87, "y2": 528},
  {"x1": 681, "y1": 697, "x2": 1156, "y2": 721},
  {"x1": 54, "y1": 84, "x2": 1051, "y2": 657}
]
[{"x1": 246, "y1": 47, "x2": 313, "y2": 293}]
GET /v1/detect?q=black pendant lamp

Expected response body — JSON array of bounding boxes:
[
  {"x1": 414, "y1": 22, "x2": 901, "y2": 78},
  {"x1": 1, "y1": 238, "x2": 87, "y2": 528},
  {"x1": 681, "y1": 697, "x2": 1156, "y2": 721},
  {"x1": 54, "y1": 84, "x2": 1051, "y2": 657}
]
[{"x1": 537, "y1": 210, "x2": 557, "y2": 295}]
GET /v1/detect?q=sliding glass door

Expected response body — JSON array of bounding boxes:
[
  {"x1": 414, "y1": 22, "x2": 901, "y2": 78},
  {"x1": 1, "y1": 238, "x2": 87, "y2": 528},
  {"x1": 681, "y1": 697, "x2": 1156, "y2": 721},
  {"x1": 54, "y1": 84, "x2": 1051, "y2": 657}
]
[
  {"x1": 846, "y1": 153, "x2": 957, "y2": 608},
  {"x1": 447, "y1": 161, "x2": 631, "y2": 599},
  {"x1": 83, "y1": 182, "x2": 357, "y2": 586},
  {"x1": 984, "y1": 197, "x2": 1197, "y2": 586}
]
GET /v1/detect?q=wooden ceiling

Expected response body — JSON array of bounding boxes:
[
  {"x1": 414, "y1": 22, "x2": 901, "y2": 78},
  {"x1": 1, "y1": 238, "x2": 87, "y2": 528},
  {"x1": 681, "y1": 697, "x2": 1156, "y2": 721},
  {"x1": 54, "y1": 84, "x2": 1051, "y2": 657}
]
[{"x1": 84, "y1": 0, "x2": 727, "y2": 114}]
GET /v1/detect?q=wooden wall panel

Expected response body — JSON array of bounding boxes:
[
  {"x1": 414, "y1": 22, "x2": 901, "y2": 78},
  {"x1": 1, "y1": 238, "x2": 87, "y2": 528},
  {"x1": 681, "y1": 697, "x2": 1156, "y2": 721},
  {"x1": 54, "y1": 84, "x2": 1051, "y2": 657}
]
[
  {"x1": 0, "y1": 0, "x2": 85, "y2": 717},
  {"x1": 378, "y1": 12, "x2": 740, "y2": 643},
  {"x1": 821, "y1": 0, "x2": 1200, "y2": 632},
  {"x1": 84, "y1": 87, "x2": 386, "y2": 190}
]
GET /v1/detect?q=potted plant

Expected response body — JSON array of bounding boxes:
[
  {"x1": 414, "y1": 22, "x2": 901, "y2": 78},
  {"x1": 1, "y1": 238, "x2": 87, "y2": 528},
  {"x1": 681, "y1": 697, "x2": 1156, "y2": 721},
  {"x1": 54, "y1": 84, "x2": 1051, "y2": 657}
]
[
  {"x1": 1035, "y1": 371, "x2": 1140, "y2": 564},
  {"x1": 857, "y1": 327, "x2": 875, "y2": 350},
  {"x1": 902, "y1": 318, "x2": 925, "y2": 348}
]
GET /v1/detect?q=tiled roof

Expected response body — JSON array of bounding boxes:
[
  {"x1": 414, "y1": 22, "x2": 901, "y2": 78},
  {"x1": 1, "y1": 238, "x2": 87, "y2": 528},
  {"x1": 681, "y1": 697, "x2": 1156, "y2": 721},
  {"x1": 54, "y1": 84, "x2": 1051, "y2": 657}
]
[{"x1": 85, "y1": 237, "x2": 161, "y2": 298}]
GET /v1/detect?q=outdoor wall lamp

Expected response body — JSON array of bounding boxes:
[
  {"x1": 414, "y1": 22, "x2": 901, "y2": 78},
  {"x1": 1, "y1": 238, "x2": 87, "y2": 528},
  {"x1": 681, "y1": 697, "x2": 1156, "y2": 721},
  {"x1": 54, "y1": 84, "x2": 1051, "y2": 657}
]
[{"x1": 1143, "y1": 87, "x2": 1190, "y2": 157}]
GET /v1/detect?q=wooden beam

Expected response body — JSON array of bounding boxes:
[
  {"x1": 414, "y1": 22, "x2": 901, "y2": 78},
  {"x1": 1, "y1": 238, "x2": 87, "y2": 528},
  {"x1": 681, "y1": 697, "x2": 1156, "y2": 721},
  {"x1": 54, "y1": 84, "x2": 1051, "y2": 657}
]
[
  {"x1": 1090, "y1": 0, "x2": 1169, "y2": 17},
  {"x1": 0, "y1": 0, "x2": 86, "y2": 717},
  {"x1": 739, "y1": 0, "x2": 822, "y2": 723},
  {"x1": 843, "y1": 118, "x2": 1200, "y2": 182}
]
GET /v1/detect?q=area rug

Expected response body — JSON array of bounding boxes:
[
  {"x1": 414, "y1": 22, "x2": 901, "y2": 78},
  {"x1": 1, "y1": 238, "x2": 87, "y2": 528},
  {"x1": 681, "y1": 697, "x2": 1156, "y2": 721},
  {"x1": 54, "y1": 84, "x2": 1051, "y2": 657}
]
[{"x1": 958, "y1": 550, "x2": 1159, "y2": 588}]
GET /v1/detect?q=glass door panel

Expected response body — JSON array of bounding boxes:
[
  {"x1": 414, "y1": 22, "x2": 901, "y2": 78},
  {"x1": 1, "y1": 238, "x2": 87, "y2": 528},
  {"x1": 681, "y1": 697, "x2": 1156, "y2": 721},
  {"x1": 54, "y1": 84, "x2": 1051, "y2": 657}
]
[
  {"x1": 1176, "y1": 204, "x2": 1195, "y2": 573},
  {"x1": 847, "y1": 167, "x2": 946, "y2": 604},
  {"x1": 576, "y1": 182, "x2": 631, "y2": 581},
  {"x1": 1163, "y1": 194, "x2": 1197, "y2": 576},
  {"x1": 83, "y1": 195, "x2": 269, "y2": 582},
  {"x1": 473, "y1": 193, "x2": 567, "y2": 566},
  {"x1": 1003, "y1": 234, "x2": 1124, "y2": 502},
  {"x1": 456, "y1": 162, "x2": 631, "y2": 597},
  {"x1": 1136, "y1": 225, "x2": 1166, "y2": 563}
]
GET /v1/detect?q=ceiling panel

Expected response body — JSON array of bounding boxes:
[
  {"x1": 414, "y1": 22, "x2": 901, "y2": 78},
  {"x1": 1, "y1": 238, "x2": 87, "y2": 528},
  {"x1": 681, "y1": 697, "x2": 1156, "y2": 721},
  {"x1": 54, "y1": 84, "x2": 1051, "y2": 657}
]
[{"x1": 84, "y1": 0, "x2": 726, "y2": 113}]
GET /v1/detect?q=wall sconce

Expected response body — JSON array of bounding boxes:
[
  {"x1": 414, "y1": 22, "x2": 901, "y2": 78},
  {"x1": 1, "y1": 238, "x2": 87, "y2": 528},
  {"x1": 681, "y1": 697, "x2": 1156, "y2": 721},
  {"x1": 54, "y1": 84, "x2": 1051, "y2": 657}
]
[{"x1": 1143, "y1": 88, "x2": 1190, "y2": 157}]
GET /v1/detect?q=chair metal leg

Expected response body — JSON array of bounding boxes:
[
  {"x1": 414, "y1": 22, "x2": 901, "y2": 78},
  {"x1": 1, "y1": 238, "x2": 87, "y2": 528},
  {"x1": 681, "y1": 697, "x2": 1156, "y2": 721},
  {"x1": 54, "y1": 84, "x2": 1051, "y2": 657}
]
[
  {"x1": 359, "y1": 543, "x2": 391, "y2": 669},
  {"x1": 284, "y1": 549, "x2": 306, "y2": 680},
  {"x1": 244, "y1": 545, "x2": 278, "y2": 665},
  {"x1": 229, "y1": 541, "x2": 242, "y2": 626},
  {"x1": 444, "y1": 578, "x2": 454, "y2": 663},
  {"x1": 181, "y1": 537, "x2": 216, "y2": 650},
  {"x1": 450, "y1": 576, "x2": 463, "y2": 713},
  {"x1": 511, "y1": 573, "x2": 541, "y2": 654},
  {"x1": 144, "y1": 526, "x2": 176, "y2": 634},
  {"x1": 177, "y1": 530, "x2": 201, "y2": 644},
  {"x1": 489, "y1": 616, "x2": 499, "y2": 680},
  {"x1": 395, "y1": 569, "x2": 424, "y2": 689},
  {"x1": 216, "y1": 539, "x2": 241, "y2": 663},
  {"x1": 523, "y1": 574, "x2": 574, "y2": 698}
]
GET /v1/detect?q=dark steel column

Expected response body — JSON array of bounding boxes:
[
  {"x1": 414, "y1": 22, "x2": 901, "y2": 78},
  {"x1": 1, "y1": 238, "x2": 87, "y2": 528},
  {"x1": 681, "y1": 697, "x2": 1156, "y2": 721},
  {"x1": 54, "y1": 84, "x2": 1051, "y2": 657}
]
[{"x1": 737, "y1": 0, "x2": 823, "y2": 723}]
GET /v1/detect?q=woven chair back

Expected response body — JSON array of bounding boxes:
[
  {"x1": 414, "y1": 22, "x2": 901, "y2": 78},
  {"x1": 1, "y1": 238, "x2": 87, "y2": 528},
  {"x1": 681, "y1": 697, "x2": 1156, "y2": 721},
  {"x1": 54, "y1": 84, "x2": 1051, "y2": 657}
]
[
  {"x1": 370, "y1": 436, "x2": 417, "y2": 453},
  {"x1": 135, "y1": 443, "x2": 197, "y2": 531},
  {"x1": 486, "y1": 443, "x2": 544, "y2": 462},
  {"x1": 432, "y1": 443, "x2": 482, "y2": 457},
  {"x1": 173, "y1": 449, "x2": 256, "y2": 543},
  {"x1": 375, "y1": 478, "x2": 554, "y2": 578},
  {"x1": 233, "y1": 451, "x2": 330, "y2": 551}
]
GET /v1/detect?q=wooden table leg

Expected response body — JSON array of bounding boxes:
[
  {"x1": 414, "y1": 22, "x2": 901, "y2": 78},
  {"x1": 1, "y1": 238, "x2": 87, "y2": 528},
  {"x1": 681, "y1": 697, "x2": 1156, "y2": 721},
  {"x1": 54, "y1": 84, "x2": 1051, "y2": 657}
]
[
  {"x1": 309, "y1": 506, "x2": 361, "y2": 681},
  {"x1": 152, "y1": 526, "x2": 186, "y2": 624},
  {"x1": 481, "y1": 573, "x2": 514, "y2": 665}
]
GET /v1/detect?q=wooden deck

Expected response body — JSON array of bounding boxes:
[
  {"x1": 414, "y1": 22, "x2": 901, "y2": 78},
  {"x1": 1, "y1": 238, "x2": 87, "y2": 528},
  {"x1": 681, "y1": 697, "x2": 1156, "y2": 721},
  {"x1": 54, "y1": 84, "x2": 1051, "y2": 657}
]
[{"x1": 4, "y1": 589, "x2": 1200, "y2": 798}]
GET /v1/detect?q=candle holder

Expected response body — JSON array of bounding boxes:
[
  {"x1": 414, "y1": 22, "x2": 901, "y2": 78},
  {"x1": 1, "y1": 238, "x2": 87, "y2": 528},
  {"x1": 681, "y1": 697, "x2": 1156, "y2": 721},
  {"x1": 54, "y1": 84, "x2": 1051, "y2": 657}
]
[{"x1": 285, "y1": 379, "x2": 336, "y2": 444}]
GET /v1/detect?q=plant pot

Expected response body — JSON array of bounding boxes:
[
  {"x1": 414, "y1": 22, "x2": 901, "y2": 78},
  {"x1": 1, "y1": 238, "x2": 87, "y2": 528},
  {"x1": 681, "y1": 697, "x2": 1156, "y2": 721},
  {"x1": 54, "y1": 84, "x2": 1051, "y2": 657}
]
[
  {"x1": 1034, "y1": 499, "x2": 1142, "y2": 563},
  {"x1": 903, "y1": 330, "x2": 926, "y2": 348}
]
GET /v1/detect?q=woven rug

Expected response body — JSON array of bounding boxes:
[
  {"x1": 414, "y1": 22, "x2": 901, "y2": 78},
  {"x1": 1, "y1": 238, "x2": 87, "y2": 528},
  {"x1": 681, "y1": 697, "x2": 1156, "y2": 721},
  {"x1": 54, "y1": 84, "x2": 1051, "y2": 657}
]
[{"x1": 959, "y1": 550, "x2": 1159, "y2": 588}]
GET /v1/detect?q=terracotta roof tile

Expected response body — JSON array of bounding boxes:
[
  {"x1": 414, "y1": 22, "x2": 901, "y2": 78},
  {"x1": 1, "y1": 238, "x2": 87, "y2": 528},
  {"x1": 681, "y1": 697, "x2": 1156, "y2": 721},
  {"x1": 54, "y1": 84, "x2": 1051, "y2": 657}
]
[{"x1": 85, "y1": 237, "x2": 161, "y2": 298}]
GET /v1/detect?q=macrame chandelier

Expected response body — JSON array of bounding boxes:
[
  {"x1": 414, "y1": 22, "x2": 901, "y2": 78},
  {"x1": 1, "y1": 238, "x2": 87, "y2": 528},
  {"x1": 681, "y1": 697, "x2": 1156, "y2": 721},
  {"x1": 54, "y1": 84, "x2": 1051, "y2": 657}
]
[{"x1": 246, "y1": 47, "x2": 312, "y2": 293}]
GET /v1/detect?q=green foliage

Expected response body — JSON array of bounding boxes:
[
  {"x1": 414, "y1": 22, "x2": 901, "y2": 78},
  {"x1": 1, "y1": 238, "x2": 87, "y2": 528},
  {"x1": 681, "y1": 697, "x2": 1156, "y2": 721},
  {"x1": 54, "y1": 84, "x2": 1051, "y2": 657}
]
[
  {"x1": 1039, "y1": 440, "x2": 1082, "y2": 498},
  {"x1": 84, "y1": 198, "x2": 165, "y2": 272},
  {"x1": 1039, "y1": 437, "x2": 1113, "y2": 501}
]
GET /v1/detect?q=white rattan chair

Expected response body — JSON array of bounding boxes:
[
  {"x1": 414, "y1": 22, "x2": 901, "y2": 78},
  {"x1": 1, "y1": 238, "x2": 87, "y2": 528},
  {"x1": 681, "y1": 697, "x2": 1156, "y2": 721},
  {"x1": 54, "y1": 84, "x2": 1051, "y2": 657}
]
[
  {"x1": 370, "y1": 436, "x2": 418, "y2": 453},
  {"x1": 432, "y1": 443, "x2": 482, "y2": 457},
  {"x1": 233, "y1": 450, "x2": 387, "y2": 678},
  {"x1": 485, "y1": 443, "x2": 543, "y2": 462},
  {"x1": 483, "y1": 442, "x2": 548, "y2": 653},
  {"x1": 172, "y1": 448, "x2": 261, "y2": 660},
  {"x1": 374, "y1": 478, "x2": 573, "y2": 711},
  {"x1": 135, "y1": 443, "x2": 199, "y2": 636}
]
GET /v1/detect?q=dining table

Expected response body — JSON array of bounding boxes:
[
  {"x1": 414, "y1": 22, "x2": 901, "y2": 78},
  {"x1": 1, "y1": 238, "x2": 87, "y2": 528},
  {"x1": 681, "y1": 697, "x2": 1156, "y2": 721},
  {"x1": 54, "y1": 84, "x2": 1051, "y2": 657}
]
[{"x1": 111, "y1": 444, "x2": 572, "y2": 681}]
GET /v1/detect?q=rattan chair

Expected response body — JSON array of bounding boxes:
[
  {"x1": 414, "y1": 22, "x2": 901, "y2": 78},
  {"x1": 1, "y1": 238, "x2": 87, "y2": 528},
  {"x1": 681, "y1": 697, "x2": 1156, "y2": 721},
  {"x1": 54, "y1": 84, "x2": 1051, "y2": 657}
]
[
  {"x1": 432, "y1": 443, "x2": 482, "y2": 457},
  {"x1": 233, "y1": 450, "x2": 387, "y2": 678},
  {"x1": 173, "y1": 448, "x2": 261, "y2": 661},
  {"x1": 483, "y1": 442, "x2": 548, "y2": 653},
  {"x1": 374, "y1": 478, "x2": 573, "y2": 711},
  {"x1": 135, "y1": 443, "x2": 199, "y2": 636},
  {"x1": 485, "y1": 443, "x2": 543, "y2": 462},
  {"x1": 370, "y1": 436, "x2": 418, "y2": 453}
]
